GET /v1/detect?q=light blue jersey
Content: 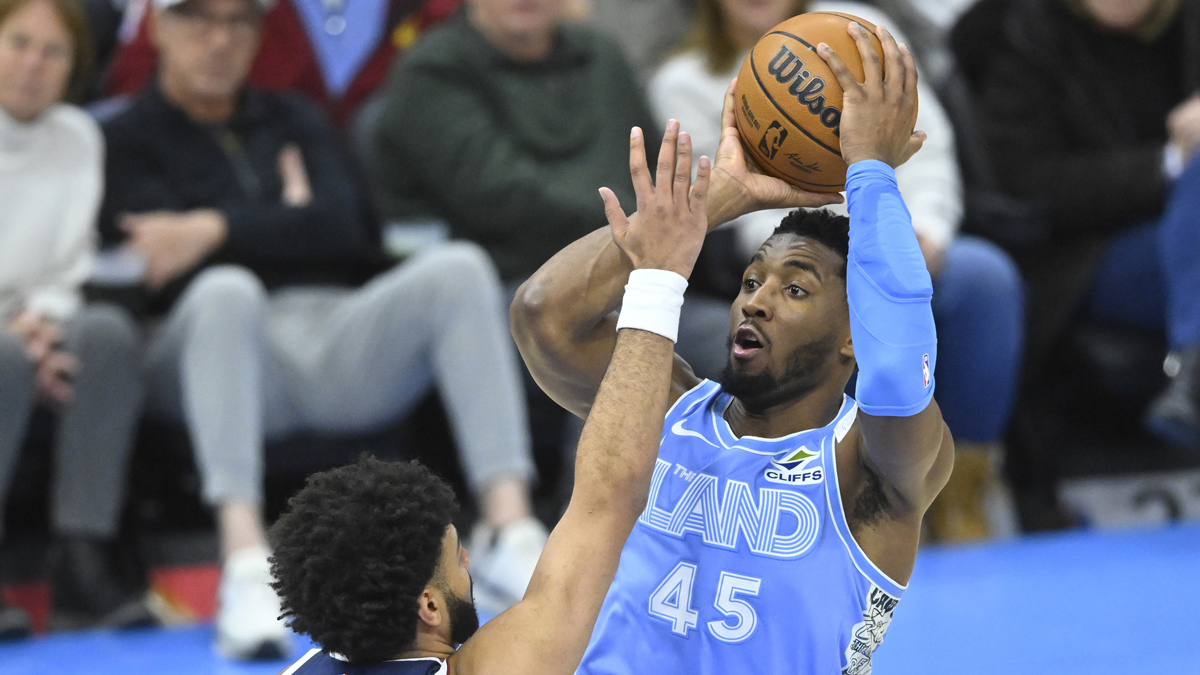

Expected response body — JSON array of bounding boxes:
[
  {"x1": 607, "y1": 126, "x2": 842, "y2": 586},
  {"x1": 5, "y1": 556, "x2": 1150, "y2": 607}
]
[{"x1": 577, "y1": 380, "x2": 906, "y2": 675}]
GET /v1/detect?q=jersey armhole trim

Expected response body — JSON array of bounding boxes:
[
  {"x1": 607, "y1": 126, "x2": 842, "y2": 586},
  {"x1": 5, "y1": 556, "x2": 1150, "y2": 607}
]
[
  {"x1": 663, "y1": 378, "x2": 717, "y2": 423},
  {"x1": 821, "y1": 409, "x2": 908, "y2": 597},
  {"x1": 281, "y1": 648, "x2": 321, "y2": 675}
]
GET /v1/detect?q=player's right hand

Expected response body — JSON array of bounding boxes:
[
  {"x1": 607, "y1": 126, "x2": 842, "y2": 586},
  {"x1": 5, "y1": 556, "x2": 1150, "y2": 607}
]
[
  {"x1": 818, "y1": 22, "x2": 925, "y2": 169},
  {"x1": 599, "y1": 121, "x2": 710, "y2": 280},
  {"x1": 707, "y1": 79, "x2": 843, "y2": 227}
]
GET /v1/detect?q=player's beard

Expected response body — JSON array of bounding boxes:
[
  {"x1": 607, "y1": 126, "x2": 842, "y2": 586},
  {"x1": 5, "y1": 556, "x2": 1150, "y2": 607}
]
[
  {"x1": 720, "y1": 331, "x2": 837, "y2": 413},
  {"x1": 443, "y1": 576, "x2": 480, "y2": 646}
]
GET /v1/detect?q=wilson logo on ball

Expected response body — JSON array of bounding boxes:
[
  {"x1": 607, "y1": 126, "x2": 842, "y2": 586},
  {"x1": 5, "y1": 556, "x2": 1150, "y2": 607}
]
[{"x1": 766, "y1": 44, "x2": 842, "y2": 132}]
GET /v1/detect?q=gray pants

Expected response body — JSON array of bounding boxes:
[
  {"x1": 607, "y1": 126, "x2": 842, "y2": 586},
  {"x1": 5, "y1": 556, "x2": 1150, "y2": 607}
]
[
  {"x1": 145, "y1": 243, "x2": 534, "y2": 505},
  {"x1": 0, "y1": 305, "x2": 144, "y2": 540}
]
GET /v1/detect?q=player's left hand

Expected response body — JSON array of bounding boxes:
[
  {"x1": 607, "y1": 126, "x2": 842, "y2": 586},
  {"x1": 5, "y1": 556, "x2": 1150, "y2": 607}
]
[
  {"x1": 600, "y1": 121, "x2": 710, "y2": 280},
  {"x1": 818, "y1": 22, "x2": 925, "y2": 168}
]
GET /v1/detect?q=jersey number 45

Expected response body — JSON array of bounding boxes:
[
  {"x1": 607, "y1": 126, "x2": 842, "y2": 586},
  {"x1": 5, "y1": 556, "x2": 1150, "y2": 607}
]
[{"x1": 648, "y1": 562, "x2": 762, "y2": 644}]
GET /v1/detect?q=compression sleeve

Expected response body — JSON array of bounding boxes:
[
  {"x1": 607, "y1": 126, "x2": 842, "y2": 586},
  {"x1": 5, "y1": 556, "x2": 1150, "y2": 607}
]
[{"x1": 845, "y1": 160, "x2": 937, "y2": 417}]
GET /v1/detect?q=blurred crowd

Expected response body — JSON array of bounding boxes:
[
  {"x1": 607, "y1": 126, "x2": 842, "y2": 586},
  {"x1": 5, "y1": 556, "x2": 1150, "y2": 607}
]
[{"x1": 0, "y1": 0, "x2": 1196, "y2": 660}]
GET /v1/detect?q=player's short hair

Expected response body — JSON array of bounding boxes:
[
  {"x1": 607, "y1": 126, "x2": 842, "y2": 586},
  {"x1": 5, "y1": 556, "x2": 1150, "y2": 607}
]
[
  {"x1": 269, "y1": 455, "x2": 459, "y2": 662},
  {"x1": 770, "y1": 209, "x2": 850, "y2": 278}
]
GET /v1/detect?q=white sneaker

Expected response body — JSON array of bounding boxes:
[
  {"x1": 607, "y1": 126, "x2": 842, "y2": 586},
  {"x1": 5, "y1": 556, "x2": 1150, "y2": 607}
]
[
  {"x1": 215, "y1": 546, "x2": 292, "y2": 660},
  {"x1": 467, "y1": 517, "x2": 549, "y2": 617}
]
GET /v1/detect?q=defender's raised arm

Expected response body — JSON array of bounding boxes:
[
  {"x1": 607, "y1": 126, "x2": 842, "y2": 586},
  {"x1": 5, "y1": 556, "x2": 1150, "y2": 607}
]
[{"x1": 450, "y1": 124, "x2": 710, "y2": 675}]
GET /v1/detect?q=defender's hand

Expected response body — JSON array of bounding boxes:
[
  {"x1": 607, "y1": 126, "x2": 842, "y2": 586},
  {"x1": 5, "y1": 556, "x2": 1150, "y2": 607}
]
[
  {"x1": 600, "y1": 121, "x2": 710, "y2": 279},
  {"x1": 817, "y1": 23, "x2": 925, "y2": 168},
  {"x1": 708, "y1": 79, "x2": 843, "y2": 227}
]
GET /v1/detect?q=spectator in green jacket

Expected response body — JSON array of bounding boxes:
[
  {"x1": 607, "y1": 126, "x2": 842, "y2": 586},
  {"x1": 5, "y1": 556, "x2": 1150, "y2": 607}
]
[{"x1": 375, "y1": 1, "x2": 655, "y2": 283}]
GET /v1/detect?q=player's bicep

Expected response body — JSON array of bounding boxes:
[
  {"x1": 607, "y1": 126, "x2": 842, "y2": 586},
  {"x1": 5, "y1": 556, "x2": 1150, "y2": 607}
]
[
  {"x1": 857, "y1": 400, "x2": 954, "y2": 514},
  {"x1": 518, "y1": 314, "x2": 700, "y2": 419},
  {"x1": 448, "y1": 506, "x2": 631, "y2": 675}
]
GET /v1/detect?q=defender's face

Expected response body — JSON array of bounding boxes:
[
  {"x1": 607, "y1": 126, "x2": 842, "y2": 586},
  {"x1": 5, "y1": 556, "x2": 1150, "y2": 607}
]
[
  {"x1": 724, "y1": 234, "x2": 851, "y2": 408},
  {"x1": 439, "y1": 525, "x2": 472, "y2": 602}
]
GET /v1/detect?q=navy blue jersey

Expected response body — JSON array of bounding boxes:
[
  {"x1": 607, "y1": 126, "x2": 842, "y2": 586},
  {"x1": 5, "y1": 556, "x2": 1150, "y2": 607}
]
[
  {"x1": 577, "y1": 380, "x2": 906, "y2": 675},
  {"x1": 283, "y1": 649, "x2": 445, "y2": 675}
]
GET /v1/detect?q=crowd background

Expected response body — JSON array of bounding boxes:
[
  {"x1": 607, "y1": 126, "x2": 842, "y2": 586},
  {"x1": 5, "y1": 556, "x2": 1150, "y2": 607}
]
[{"x1": 0, "y1": 0, "x2": 1197, "y2": 661}]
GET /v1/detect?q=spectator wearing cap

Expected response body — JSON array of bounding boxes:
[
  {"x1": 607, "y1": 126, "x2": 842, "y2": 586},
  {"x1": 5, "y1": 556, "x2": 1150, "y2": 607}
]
[
  {"x1": 105, "y1": 0, "x2": 460, "y2": 126},
  {"x1": 0, "y1": 0, "x2": 151, "y2": 637},
  {"x1": 100, "y1": 0, "x2": 543, "y2": 658}
]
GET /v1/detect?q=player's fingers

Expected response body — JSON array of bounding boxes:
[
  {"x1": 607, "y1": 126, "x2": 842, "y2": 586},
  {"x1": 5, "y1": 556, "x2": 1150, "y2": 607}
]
[
  {"x1": 674, "y1": 131, "x2": 694, "y2": 212},
  {"x1": 722, "y1": 78, "x2": 738, "y2": 134},
  {"x1": 816, "y1": 43, "x2": 859, "y2": 95},
  {"x1": 899, "y1": 43, "x2": 918, "y2": 97},
  {"x1": 599, "y1": 187, "x2": 631, "y2": 239},
  {"x1": 690, "y1": 155, "x2": 711, "y2": 224},
  {"x1": 628, "y1": 127, "x2": 653, "y2": 211},
  {"x1": 849, "y1": 22, "x2": 880, "y2": 88},
  {"x1": 876, "y1": 24, "x2": 903, "y2": 96},
  {"x1": 897, "y1": 131, "x2": 926, "y2": 166},
  {"x1": 657, "y1": 120, "x2": 680, "y2": 195}
]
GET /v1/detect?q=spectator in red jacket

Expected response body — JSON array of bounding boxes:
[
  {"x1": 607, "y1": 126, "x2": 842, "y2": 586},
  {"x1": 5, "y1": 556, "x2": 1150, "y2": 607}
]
[{"x1": 104, "y1": 0, "x2": 458, "y2": 126}]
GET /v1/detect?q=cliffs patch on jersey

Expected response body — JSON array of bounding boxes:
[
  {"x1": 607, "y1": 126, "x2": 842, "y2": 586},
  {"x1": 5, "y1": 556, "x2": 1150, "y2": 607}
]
[{"x1": 765, "y1": 445, "x2": 824, "y2": 486}]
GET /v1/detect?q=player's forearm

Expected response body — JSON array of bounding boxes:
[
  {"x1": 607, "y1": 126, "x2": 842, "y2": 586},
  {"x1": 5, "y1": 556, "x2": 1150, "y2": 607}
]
[{"x1": 571, "y1": 328, "x2": 675, "y2": 519}]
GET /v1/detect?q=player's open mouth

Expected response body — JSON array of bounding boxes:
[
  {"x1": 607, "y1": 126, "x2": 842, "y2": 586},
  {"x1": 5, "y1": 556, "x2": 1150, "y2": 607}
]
[{"x1": 732, "y1": 325, "x2": 767, "y2": 359}]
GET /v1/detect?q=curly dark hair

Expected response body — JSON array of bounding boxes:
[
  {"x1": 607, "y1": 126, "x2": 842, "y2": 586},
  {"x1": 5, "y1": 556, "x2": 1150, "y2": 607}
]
[
  {"x1": 772, "y1": 209, "x2": 850, "y2": 278},
  {"x1": 268, "y1": 455, "x2": 459, "y2": 662}
]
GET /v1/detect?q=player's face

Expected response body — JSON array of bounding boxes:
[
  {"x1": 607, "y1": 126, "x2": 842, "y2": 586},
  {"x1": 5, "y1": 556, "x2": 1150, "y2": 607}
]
[
  {"x1": 436, "y1": 525, "x2": 480, "y2": 646},
  {"x1": 720, "y1": 234, "x2": 852, "y2": 412}
]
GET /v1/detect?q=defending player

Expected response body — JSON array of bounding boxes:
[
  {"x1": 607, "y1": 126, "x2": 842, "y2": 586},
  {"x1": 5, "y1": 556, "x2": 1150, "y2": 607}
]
[
  {"x1": 266, "y1": 117, "x2": 715, "y2": 673},
  {"x1": 511, "y1": 23, "x2": 949, "y2": 675}
]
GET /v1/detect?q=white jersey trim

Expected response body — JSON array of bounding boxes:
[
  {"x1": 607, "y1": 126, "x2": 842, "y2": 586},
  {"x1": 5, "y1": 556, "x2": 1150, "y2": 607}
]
[
  {"x1": 281, "y1": 648, "x2": 321, "y2": 675},
  {"x1": 821, "y1": 406, "x2": 908, "y2": 597}
]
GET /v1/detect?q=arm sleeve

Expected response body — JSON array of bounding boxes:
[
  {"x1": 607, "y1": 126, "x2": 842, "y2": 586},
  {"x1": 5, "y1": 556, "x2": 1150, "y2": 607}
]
[
  {"x1": 217, "y1": 99, "x2": 372, "y2": 266},
  {"x1": 846, "y1": 160, "x2": 937, "y2": 417}
]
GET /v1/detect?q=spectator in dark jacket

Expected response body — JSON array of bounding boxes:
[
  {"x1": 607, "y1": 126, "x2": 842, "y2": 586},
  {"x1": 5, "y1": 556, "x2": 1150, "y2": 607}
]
[
  {"x1": 978, "y1": 0, "x2": 1200, "y2": 450},
  {"x1": 101, "y1": 0, "x2": 544, "y2": 658}
]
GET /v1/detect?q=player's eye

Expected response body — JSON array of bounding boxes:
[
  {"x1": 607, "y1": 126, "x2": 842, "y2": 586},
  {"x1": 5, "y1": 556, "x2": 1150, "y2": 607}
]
[
  {"x1": 742, "y1": 278, "x2": 760, "y2": 292},
  {"x1": 786, "y1": 284, "x2": 807, "y2": 297}
]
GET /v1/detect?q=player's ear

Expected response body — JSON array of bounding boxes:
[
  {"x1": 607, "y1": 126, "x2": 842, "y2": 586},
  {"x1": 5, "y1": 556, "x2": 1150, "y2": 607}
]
[
  {"x1": 841, "y1": 333, "x2": 855, "y2": 361},
  {"x1": 416, "y1": 586, "x2": 445, "y2": 628}
]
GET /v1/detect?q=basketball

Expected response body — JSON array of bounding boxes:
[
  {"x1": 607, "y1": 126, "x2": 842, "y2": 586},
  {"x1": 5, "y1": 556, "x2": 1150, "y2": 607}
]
[{"x1": 733, "y1": 12, "x2": 917, "y2": 193}]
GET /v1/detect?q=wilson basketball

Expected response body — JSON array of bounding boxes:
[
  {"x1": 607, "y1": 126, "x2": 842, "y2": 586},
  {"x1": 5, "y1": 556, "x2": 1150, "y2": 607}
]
[{"x1": 733, "y1": 12, "x2": 916, "y2": 192}]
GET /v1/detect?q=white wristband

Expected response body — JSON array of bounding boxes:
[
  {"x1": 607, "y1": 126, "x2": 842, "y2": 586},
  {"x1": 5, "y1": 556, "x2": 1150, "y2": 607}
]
[
  {"x1": 1164, "y1": 143, "x2": 1185, "y2": 181},
  {"x1": 616, "y1": 269, "x2": 689, "y2": 343}
]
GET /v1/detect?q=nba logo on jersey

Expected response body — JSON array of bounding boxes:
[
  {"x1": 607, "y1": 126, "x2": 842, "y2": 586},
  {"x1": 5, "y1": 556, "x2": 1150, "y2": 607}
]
[{"x1": 921, "y1": 354, "x2": 930, "y2": 388}]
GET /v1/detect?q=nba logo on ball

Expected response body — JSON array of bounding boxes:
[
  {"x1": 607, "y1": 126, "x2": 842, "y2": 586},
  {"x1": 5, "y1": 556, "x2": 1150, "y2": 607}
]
[{"x1": 922, "y1": 354, "x2": 930, "y2": 388}]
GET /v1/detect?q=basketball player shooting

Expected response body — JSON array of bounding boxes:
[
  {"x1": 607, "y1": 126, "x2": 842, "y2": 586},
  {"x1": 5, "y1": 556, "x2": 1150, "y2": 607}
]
[
  {"x1": 265, "y1": 122, "x2": 715, "y2": 672},
  {"x1": 512, "y1": 23, "x2": 949, "y2": 675}
]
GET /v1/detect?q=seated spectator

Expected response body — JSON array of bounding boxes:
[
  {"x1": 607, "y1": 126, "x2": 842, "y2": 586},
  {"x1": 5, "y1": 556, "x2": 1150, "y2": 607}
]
[
  {"x1": 977, "y1": 0, "x2": 1200, "y2": 450},
  {"x1": 578, "y1": 0, "x2": 692, "y2": 82},
  {"x1": 0, "y1": 0, "x2": 151, "y2": 637},
  {"x1": 99, "y1": 0, "x2": 544, "y2": 658},
  {"x1": 375, "y1": 0, "x2": 733, "y2": 378},
  {"x1": 105, "y1": 0, "x2": 460, "y2": 126},
  {"x1": 649, "y1": 0, "x2": 1026, "y2": 540}
]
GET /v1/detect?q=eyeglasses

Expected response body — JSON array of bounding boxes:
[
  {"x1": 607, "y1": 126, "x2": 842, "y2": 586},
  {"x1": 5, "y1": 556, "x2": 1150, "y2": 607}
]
[{"x1": 166, "y1": 7, "x2": 261, "y2": 38}]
